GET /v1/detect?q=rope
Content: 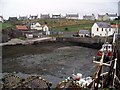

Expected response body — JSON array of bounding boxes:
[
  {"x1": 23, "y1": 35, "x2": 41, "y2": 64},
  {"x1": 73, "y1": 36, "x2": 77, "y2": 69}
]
[{"x1": 115, "y1": 75, "x2": 120, "y2": 84}]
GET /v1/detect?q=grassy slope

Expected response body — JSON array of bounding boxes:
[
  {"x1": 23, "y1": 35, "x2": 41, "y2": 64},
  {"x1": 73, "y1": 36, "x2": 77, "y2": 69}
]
[
  {"x1": 1, "y1": 22, "x2": 15, "y2": 30},
  {"x1": 2, "y1": 19, "x2": 118, "y2": 32},
  {"x1": 22, "y1": 19, "x2": 94, "y2": 32}
]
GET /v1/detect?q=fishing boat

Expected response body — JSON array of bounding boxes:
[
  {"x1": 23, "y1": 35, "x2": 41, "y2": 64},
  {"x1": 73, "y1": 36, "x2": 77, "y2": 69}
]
[{"x1": 96, "y1": 42, "x2": 113, "y2": 62}]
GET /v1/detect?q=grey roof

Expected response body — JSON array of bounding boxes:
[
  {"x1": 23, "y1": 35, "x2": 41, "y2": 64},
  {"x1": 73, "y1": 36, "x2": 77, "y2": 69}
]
[
  {"x1": 66, "y1": 14, "x2": 79, "y2": 17},
  {"x1": 52, "y1": 14, "x2": 61, "y2": 16},
  {"x1": 0, "y1": 16, "x2": 3, "y2": 18},
  {"x1": 79, "y1": 30, "x2": 90, "y2": 34},
  {"x1": 83, "y1": 15, "x2": 92, "y2": 18},
  {"x1": 108, "y1": 14, "x2": 117, "y2": 17},
  {"x1": 96, "y1": 22, "x2": 111, "y2": 28},
  {"x1": 98, "y1": 14, "x2": 104, "y2": 18},
  {"x1": 98, "y1": 13, "x2": 117, "y2": 18},
  {"x1": 41, "y1": 14, "x2": 50, "y2": 18},
  {"x1": 19, "y1": 16, "x2": 28, "y2": 20},
  {"x1": 29, "y1": 15, "x2": 38, "y2": 19}
]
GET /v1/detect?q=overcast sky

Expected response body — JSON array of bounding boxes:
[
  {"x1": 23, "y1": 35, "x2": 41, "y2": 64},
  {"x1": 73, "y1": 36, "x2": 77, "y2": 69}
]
[{"x1": 0, "y1": 0, "x2": 119, "y2": 19}]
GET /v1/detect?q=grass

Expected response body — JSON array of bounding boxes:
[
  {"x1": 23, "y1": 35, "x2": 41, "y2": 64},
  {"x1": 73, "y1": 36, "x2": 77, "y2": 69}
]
[
  {"x1": 1, "y1": 22, "x2": 15, "y2": 30},
  {"x1": 2, "y1": 19, "x2": 118, "y2": 32},
  {"x1": 53, "y1": 23, "x2": 93, "y2": 32}
]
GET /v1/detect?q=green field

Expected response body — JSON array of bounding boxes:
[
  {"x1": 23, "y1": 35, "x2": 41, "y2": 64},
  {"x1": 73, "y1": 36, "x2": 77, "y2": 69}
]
[{"x1": 53, "y1": 24, "x2": 93, "y2": 32}]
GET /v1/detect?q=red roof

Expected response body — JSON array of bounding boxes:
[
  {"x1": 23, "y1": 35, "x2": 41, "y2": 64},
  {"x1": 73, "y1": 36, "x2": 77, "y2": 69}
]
[
  {"x1": 111, "y1": 25, "x2": 118, "y2": 28},
  {"x1": 16, "y1": 25, "x2": 28, "y2": 30}
]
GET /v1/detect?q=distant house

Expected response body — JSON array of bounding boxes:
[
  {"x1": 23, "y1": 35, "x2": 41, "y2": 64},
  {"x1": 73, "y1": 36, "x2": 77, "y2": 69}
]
[
  {"x1": 8, "y1": 17, "x2": 18, "y2": 22},
  {"x1": 91, "y1": 22, "x2": 117, "y2": 37},
  {"x1": 19, "y1": 16, "x2": 28, "y2": 20},
  {"x1": 52, "y1": 14, "x2": 62, "y2": 19},
  {"x1": 0, "y1": 16, "x2": 4, "y2": 22},
  {"x1": 108, "y1": 13, "x2": 117, "y2": 20},
  {"x1": 78, "y1": 30, "x2": 90, "y2": 37},
  {"x1": 83, "y1": 14, "x2": 95, "y2": 20},
  {"x1": 29, "y1": 15, "x2": 38, "y2": 20},
  {"x1": 25, "y1": 22, "x2": 32, "y2": 29},
  {"x1": 31, "y1": 22, "x2": 42, "y2": 30},
  {"x1": 43, "y1": 25, "x2": 50, "y2": 35},
  {"x1": 16, "y1": 25, "x2": 28, "y2": 31},
  {"x1": 98, "y1": 13, "x2": 117, "y2": 21},
  {"x1": 98, "y1": 14, "x2": 104, "y2": 21},
  {"x1": 40, "y1": 14, "x2": 50, "y2": 19},
  {"x1": 66, "y1": 14, "x2": 79, "y2": 19}
]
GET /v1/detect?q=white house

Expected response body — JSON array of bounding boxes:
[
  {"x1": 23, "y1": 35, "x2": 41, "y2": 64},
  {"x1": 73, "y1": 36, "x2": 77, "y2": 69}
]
[
  {"x1": 31, "y1": 22, "x2": 42, "y2": 30},
  {"x1": 43, "y1": 25, "x2": 50, "y2": 35},
  {"x1": 98, "y1": 13, "x2": 117, "y2": 21},
  {"x1": 91, "y1": 22, "x2": 118, "y2": 37}
]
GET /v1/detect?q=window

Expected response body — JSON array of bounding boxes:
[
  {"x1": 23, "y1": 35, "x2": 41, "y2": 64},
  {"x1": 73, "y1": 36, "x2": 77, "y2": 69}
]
[
  {"x1": 100, "y1": 34, "x2": 102, "y2": 36},
  {"x1": 97, "y1": 28, "x2": 98, "y2": 31},
  {"x1": 102, "y1": 28, "x2": 103, "y2": 31},
  {"x1": 109, "y1": 28, "x2": 111, "y2": 31}
]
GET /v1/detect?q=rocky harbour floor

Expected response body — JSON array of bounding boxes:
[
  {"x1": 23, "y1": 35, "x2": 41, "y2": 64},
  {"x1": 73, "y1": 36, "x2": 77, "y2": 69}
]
[{"x1": 2, "y1": 41, "x2": 98, "y2": 87}]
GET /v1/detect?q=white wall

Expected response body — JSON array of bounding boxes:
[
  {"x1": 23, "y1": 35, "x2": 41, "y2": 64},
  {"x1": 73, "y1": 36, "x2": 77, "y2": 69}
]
[
  {"x1": 31, "y1": 22, "x2": 42, "y2": 30},
  {"x1": 43, "y1": 25, "x2": 50, "y2": 35}
]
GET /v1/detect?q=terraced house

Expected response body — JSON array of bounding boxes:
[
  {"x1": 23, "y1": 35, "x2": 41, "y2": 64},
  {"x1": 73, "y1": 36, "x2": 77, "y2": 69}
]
[
  {"x1": 83, "y1": 14, "x2": 95, "y2": 20},
  {"x1": 40, "y1": 14, "x2": 50, "y2": 19},
  {"x1": 52, "y1": 14, "x2": 62, "y2": 19},
  {"x1": 98, "y1": 13, "x2": 117, "y2": 21},
  {"x1": 66, "y1": 14, "x2": 79, "y2": 19}
]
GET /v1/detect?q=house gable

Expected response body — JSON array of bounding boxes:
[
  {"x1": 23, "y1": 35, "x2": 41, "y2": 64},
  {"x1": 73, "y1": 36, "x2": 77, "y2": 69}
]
[
  {"x1": 103, "y1": 14, "x2": 110, "y2": 21},
  {"x1": 31, "y1": 22, "x2": 42, "y2": 30},
  {"x1": 91, "y1": 22, "x2": 114, "y2": 37}
]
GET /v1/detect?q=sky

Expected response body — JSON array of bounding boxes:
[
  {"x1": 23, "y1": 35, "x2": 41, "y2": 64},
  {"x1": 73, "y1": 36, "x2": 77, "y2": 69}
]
[{"x1": 0, "y1": 0, "x2": 120, "y2": 19}]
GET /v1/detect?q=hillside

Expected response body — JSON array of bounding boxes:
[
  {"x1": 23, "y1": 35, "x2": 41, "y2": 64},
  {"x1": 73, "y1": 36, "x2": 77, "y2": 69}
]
[{"x1": 1, "y1": 19, "x2": 118, "y2": 32}]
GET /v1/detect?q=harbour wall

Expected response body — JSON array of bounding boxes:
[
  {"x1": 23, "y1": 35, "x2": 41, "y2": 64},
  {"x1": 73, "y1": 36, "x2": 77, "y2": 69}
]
[{"x1": 56, "y1": 37, "x2": 113, "y2": 49}]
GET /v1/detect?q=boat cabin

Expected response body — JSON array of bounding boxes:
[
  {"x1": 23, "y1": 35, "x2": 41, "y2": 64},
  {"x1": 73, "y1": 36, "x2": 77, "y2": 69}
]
[
  {"x1": 100, "y1": 42, "x2": 112, "y2": 52},
  {"x1": 97, "y1": 42, "x2": 113, "y2": 61}
]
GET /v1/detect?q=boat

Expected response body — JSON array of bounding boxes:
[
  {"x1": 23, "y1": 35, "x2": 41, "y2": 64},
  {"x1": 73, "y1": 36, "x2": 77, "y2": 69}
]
[{"x1": 96, "y1": 42, "x2": 113, "y2": 62}]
